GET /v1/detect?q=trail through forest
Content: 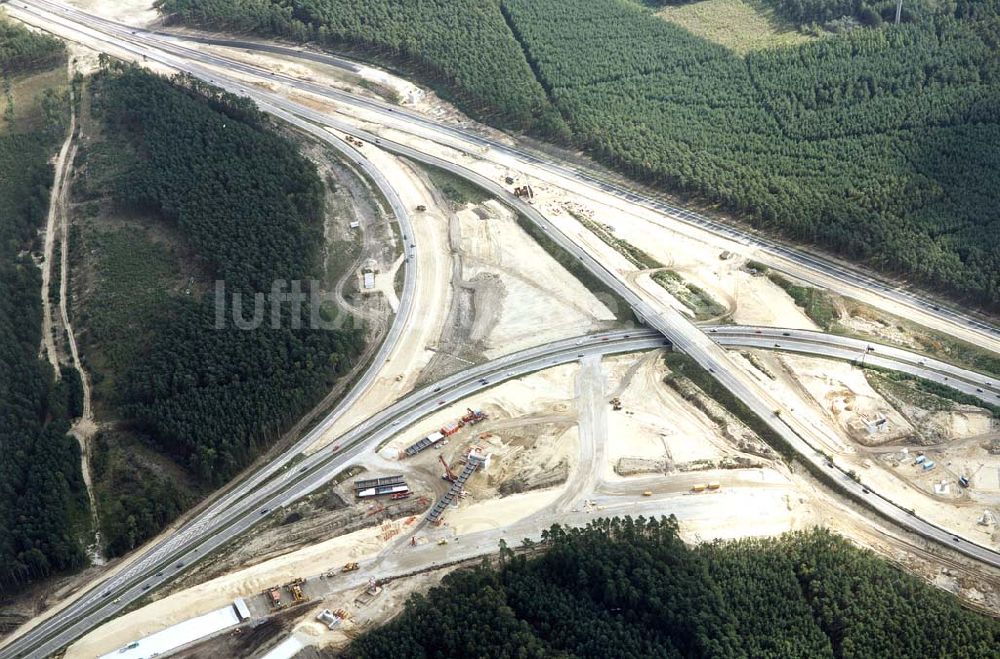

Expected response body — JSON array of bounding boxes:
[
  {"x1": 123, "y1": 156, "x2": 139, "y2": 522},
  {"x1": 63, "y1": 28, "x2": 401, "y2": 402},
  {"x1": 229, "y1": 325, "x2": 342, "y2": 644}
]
[{"x1": 39, "y1": 64, "x2": 104, "y2": 563}]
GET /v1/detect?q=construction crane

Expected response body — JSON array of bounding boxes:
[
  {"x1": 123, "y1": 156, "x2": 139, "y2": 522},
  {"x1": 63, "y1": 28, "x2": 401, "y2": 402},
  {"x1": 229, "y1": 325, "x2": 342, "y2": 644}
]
[{"x1": 439, "y1": 455, "x2": 457, "y2": 482}]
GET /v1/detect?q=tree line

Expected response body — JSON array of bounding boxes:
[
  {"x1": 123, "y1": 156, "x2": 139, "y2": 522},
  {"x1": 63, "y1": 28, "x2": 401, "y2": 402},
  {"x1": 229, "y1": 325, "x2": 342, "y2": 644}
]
[
  {"x1": 346, "y1": 517, "x2": 1000, "y2": 658},
  {"x1": 157, "y1": 0, "x2": 1000, "y2": 308},
  {"x1": 0, "y1": 20, "x2": 86, "y2": 591}
]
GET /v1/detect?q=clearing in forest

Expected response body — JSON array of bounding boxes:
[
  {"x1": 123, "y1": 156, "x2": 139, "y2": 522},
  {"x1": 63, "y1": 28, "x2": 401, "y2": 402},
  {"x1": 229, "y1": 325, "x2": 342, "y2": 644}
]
[{"x1": 657, "y1": 0, "x2": 813, "y2": 54}]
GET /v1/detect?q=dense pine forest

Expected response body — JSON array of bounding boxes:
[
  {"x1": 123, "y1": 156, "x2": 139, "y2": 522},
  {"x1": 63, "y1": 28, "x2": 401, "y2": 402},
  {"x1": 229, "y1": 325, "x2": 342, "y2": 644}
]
[
  {"x1": 0, "y1": 21, "x2": 87, "y2": 591},
  {"x1": 347, "y1": 517, "x2": 999, "y2": 658},
  {"x1": 76, "y1": 63, "x2": 365, "y2": 554},
  {"x1": 158, "y1": 0, "x2": 1000, "y2": 308}
]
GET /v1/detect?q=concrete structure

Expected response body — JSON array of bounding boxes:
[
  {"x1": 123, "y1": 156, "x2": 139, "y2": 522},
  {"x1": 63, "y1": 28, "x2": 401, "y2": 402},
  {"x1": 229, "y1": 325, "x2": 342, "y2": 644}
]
[{"x1": 98, "y1": 606, "x2": 240, "y2": 659}]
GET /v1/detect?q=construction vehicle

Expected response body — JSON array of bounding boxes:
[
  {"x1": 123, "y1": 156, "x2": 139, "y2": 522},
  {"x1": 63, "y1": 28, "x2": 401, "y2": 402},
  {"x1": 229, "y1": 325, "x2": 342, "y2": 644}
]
[
  {"x1": 461, "y1": 408, "x2": 488, "y2": 425},
  {"x1": 439, "y1": 455, "x2": 458, "y2": 482},
  {"x1": 610, "y1": 397, "x2": 622, "y2": 411},
  {"x1": 642, "y1": 490, "x2": 652, "y2": 497},
  {"x1": 959, "y1": 475, "x2": 970, "y2": 488},
  {"x1": 437, "y1": 538, "x2": 449, "y2": 545},
  {"x1": 707, "y1": 482, "x2": 721, "y2": 490},
  {"x1": 513, "y1": 185, "x2": 534, "y2": 199},
  {"x1": 440, "y1": 421, "x2": 461, "y2": 437},
  {"x1": 342, "y1": 562, "x2": 360, "y2": 573},
  {"x1": 289, "y1": 583, "x2": 305, "y2": 603},
  {"x1": 691, "y1": 484, "x2": 707, "y2": 493},
  {"x1": 415, "y1": 204, "x2": 427, "y2": 212},
  {"x1": 267, "y1": 587, "x2": 283, "y2": 609}
]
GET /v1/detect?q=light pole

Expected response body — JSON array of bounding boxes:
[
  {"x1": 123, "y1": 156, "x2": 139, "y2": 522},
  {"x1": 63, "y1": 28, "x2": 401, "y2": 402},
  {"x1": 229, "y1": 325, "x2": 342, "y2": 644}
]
[{"x1": 895, "y1": 0, "x2": 903, "y2": 24}]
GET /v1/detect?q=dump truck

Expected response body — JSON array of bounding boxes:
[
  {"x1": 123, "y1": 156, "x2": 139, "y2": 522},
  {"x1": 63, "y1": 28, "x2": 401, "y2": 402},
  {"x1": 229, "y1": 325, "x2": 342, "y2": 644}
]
[
  {"x1": 268, "y1": 588, "x2": 282, "y2": 608},
  {"x1": 642, "y1": 490, "x2": 652, "y2": 497},
  {"x1": 290, "y1": 583, "x2": 305, "y2": 602},
  {"x1": 691, "y1": 484, "x2": 707, "y2": 493},
  {"x1": 342, "y1": 562, "x2": 360, "y2": 573},
  {"x1": 707, "y1": 482, "x2": 721, "y2": 490}
]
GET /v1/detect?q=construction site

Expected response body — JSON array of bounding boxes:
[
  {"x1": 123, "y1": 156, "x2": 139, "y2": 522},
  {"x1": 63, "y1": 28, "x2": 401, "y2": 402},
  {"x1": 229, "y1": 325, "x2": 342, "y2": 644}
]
[{"x1": 9, "y1": 4, "x2": 997, "y2": 658}]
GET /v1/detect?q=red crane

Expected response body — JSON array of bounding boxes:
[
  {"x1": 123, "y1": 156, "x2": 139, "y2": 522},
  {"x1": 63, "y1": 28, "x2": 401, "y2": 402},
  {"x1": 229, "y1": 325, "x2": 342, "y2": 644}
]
[{"x1": 439, "y1": 456, "x2": 457, "y2": 482}]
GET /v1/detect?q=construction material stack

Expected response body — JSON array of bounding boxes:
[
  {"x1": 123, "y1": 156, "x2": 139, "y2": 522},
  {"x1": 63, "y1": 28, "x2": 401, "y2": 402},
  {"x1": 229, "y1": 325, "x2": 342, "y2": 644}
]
[
  {"x1": 403, "y1": 409, "x2": 489, "y2": 457},
  {"x1": 354, "y1": 474, "x2": 409, "y2": 498}
]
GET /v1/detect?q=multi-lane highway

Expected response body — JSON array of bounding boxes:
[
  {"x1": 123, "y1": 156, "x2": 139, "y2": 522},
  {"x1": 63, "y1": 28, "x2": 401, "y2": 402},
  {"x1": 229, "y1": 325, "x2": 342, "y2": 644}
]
[
  {"x1": 11, "y1": 0, "x2": 1000, "y2": 349},
  {"x1": 2, "y1": 2, "x2": 999, "y2": 656}
]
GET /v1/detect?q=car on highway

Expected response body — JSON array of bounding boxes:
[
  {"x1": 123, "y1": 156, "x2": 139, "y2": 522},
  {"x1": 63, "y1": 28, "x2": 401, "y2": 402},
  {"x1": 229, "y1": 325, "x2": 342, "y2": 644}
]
[
  {"x1": 260, "y1": 508, "x2": 269, "y2": 515},
  {"x1": 782, "y1": 332, "x2": 790, "y2": 336},
  {"x1": 176, "y1": 562, "x2": 184, "y2": 568},
  {"x1": 155, "y1": 571, "x2": 163, "y2": 577},
  {"x1": 437, "y1": 400, "x2": 446, "y2": 406},
  {"x1": 774, "y1": 343, "x2": 781, "y2": 347},
  {"x1": 142, "y1": 584, "x2": 151, "y2": 590}
]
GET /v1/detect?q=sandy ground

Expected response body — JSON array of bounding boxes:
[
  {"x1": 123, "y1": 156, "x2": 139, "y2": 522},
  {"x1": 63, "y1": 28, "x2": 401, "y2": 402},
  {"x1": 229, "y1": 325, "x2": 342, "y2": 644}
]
[
  {"x1": 67, "y1": 0, "x2": 158, "y2": 26},
  {"x1": 602, "y1": 352, "x2": 728, "y2": 476},
  {"x1": 64, "y1": 525, "x2": 387, "y2": 659},
  {"x1": 741, "y1": 351, "x2": 1000, "y2": 547},
  {"x1": 456, "y1": 200, "x2": 616, "y2": 357},
  {"x1": 446, "y1": 488, "x2": 563, "y2": 535},
  {"x1": 379, "y1": 363, "x2": 579, "y2": 459},
  {"x1": 779, "y1": 352, "x2": 915, "y2": 446}
]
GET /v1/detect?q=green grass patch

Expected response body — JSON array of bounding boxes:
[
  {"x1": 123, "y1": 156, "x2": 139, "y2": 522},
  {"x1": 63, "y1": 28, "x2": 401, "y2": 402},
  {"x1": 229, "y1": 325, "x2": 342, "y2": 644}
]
[
  {"x1": 652, "y1": 270, "x2": 728, "y2": 321},
  {"x1": 423, "y1": 164, "x2": 492, "y2": 207},
  {"x1": 837, "y1": 300, "x2": 1000, "y2": 377},
  {"x1": 767, "y1": 272, "x2": 838, "y2": 330},
  {"x1": 1, "y1": 65, "x2": 68, "y2": 136},
  {"x1": 864, "y1": 367, "x2": 1000, "y2": 418},
  {"x1": 656, "y1": 0, "x2": 814, "y2": 54},
  {"x1": 663, "y1": 352, "x2": 793, "y2": 459},
  {"x1": 569, "y1": 210, "x2": 665, "y2": 270}
]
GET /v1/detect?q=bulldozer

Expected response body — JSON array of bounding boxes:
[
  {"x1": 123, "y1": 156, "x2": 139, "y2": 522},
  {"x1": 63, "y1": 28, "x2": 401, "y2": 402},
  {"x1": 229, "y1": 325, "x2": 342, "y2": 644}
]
[{"x1": 342, "y1": 562, "x2": 360, "y2": 573}]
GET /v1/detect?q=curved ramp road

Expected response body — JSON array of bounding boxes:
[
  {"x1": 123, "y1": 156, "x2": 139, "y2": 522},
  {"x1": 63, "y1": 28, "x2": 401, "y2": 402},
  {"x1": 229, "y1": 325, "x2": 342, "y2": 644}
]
[{"x1": 4, "y1": 2, "x2": 999, "y2": 657}]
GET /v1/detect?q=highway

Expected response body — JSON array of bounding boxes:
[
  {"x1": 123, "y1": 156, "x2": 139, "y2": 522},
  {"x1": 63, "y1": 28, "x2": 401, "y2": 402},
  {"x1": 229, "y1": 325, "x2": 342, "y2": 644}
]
[
  {"x1": 2, "y1": 2, "x2": 999, "y2": 656},
  {"x1": 1, "y1": 322, "x2": 995, "y2": 655},
  {"x1": 11, "y1": 0, "x2": 1000, "y2": 349},
  {"x1": 43, "y1": 1, "x2": 1000, "y2": 344}
]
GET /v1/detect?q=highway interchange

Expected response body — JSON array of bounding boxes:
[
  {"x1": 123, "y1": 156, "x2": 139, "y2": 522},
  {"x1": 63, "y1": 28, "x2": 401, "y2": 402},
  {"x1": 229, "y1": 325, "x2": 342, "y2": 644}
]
[{"x1": 2, "y1": 1, "x2": 999, "y2": 656}]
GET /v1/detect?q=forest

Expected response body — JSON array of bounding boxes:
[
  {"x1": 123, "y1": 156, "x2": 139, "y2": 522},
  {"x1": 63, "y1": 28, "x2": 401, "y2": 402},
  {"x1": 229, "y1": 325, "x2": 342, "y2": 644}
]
[
  {"x1": 74, "y1": 64, "x2": 365, "y2": 555},
  {"x1": 157, "y1": 0, "x2": 1000, "y2": 308},
  {"x1": 0, "y1": 21, "x2": 86, "y2": 590},
  {"x1": 347, "y1": 517, "x2": 999, "y2": 658}
]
